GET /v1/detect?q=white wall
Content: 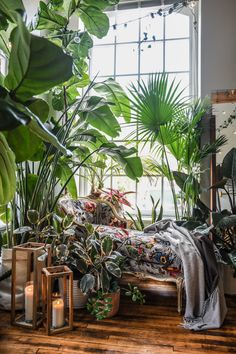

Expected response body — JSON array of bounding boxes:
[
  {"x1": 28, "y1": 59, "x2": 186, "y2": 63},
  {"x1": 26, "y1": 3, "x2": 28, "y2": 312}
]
[
  {"x1": 200, "y1": 0, "x2": 236, "y2": 98},
  {"x1": 200, "y1": 0, "x2": 236, "y2": 207}
]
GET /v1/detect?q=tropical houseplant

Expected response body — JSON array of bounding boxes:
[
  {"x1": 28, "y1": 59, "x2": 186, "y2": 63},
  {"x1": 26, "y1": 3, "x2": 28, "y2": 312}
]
[
  {"x1": 0, "y1": 0, "x2": 144, "y2": 310},
  {"x1": 0, "y1": 0, "x2": 143, "y2": 244},
  {"x1": 53, "y1": 223, "x2": 144, "y2": 319},
  {"x1": 210, "y1": 148, "x2": 236, "y2": 293},
  {"x1": 128, "y1": 73, "x2": 227, "y2": 222}
]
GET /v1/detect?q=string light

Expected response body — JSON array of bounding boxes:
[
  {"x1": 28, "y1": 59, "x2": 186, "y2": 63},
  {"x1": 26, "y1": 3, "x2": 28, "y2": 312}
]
[
  {"x1": 188, "y1": 1, "x2": 197, "y2": 9},
  {"x1": 111, "y1": 0, "x2": 199, "y2": 31}
]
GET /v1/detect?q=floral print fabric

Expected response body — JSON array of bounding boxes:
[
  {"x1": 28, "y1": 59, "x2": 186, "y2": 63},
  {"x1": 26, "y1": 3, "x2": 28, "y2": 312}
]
[{"x1": 96, "y1": 225, "x2": 183, "y2": 279}]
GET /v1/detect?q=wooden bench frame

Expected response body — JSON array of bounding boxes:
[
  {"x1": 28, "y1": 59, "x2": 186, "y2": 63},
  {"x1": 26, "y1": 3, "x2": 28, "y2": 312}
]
[{"x1": 120, "y1": 271, "x2": 184, "y2": 314}]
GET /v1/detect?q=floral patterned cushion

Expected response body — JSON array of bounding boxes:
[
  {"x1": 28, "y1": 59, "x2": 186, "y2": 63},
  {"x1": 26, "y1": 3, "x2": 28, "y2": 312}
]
[
  {"x1": 96, "y1": 225, "x2": 183, "y2": 279},
  {"x1": 59, "y1": 198, "x2": 126, "y2": 227}
]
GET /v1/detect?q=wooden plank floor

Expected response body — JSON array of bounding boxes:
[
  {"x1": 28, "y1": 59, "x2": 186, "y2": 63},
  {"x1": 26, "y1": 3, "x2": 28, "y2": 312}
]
[{"x1": 0, "y1": 288, "x2": 236, "y2": 354}]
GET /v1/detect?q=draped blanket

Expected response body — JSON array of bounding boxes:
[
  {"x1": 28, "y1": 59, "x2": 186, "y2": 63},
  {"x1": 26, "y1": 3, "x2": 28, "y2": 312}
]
[{"x1": 144, "y1": 220, "x2": 227, "y2": 330}]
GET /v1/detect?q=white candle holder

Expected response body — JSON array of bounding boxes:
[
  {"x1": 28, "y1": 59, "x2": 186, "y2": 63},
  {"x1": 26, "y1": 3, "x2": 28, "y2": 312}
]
[
  {"x1": 11, "y1": 242, "x2": 51, "y2": 329},
  {"x1": 42, "y1": 265, "x2": 73, "y2": 335}
]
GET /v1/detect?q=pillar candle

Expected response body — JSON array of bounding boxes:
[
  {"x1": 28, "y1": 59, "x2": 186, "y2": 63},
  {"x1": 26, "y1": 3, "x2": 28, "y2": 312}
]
[
  {"x1": 52, "y1": 298, "x2": 64, "y2": 328},
  {"x1": 25, "y1": 284, "x2": 34, "y2": 322}
]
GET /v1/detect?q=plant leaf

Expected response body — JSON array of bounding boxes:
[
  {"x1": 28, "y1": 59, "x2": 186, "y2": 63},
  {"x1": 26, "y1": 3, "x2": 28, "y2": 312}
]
[
  {"x1": 222, "y1": 148, "x2": 236, "y2": 179},
  {"x1": 5, "y1": 16, "x2": 73, "y2": 101},
  {"x1": 101, "y1": 236, "x2": 113, "y2": 256},
  {"x1": 35, "y1": 1, "x2": 68, "y2": 31},
  {"x1": 86, "y1": 105, "x2": 121, "y2": 138},
  {"x1": 94, "y1": 78, "x2": 131, "y2": 122},
  {"x1": 80, "y1": 273, "x2": 95, "y2": 293},
  {"x1": 105, "y1": 261, "x2": 121, "y2": 278},
  {"x1": 78, "y1": 6, "x2": 109, "y2": 39},
  {"x1": 55, "y1": 161, "x2": 78, "y2": 199}
]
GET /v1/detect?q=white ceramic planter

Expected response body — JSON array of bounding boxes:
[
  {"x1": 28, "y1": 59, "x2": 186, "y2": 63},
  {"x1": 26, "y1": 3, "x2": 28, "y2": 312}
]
[
  {"x1": 0, "y1": 248, "x2": 28, "y2": 310},
  {"x1": 72, "y1": 280, "x2": 88, "y2": 309},
  {"x1": 60, "y1": 280, "x2": 88, "y2": 309}
]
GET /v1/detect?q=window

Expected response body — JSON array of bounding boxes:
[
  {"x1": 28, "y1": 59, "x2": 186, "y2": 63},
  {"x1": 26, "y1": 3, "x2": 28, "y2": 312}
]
[{"x1": 89, "y1": 3, "x2": 197, "y2": 218}]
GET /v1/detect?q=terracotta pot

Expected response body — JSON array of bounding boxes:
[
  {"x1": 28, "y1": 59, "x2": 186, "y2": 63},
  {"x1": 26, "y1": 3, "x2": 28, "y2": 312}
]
[{"x1": 103, "y1": 289, "x2": 120, "y2": 318}]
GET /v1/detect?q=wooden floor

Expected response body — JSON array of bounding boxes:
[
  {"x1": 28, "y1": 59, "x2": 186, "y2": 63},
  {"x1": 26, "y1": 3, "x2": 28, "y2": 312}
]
[{"x1": 0, "y1": 289, "x2": 236, "y2": 354}]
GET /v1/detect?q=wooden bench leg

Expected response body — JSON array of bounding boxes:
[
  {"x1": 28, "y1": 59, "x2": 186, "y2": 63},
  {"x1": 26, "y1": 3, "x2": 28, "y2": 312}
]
[{"x1": 176, "y1": 277, "x2": 184, "y2": 314}]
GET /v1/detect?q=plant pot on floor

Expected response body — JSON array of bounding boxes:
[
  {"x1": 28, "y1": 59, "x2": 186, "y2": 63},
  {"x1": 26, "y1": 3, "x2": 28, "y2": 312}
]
[
  {"x1": 104, "y1": 288, "x2": 120, "y2": 317},
  {"x1": 88, "y1": 289, "x2": 120, "y2": 320},
  {"x1": 0, "y1": 248, "x2": 28, "y2": 310},
  {"x1": 59, "y1": 279, "x2": 88, "y2": 309},
  {"x1": 223, "y1": 265, "x2": 236, "y2": 295}
]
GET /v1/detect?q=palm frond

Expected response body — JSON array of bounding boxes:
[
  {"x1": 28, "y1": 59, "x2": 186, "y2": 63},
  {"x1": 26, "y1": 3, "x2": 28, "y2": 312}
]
[{"x1": 128, "y1": 73, "x2": 188, "y2": 142}]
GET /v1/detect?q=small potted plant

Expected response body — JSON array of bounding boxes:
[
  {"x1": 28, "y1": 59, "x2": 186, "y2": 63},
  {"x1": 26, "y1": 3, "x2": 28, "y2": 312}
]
[{"x1": 67, "y1": 224, "x2": 144, "y2": 319}]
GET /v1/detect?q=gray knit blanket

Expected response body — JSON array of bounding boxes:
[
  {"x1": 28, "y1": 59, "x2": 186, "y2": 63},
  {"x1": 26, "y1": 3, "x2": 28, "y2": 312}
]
[{"x1": 144, "y1": 220, "x2": 227, "y2": 331}]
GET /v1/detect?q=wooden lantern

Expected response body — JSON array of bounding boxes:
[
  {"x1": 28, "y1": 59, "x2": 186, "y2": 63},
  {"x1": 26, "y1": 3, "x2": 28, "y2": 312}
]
[
  {"x1": 11, "y1": 242, "x2": 51, "y2": 329},
  {"x1": 42, "y1": 265, "x2": 73, "y2": 335}
]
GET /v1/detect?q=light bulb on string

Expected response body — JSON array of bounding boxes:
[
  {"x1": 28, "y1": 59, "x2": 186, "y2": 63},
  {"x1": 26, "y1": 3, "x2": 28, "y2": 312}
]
[{"x1": 188, "y1": 1, "x2": 197, "y2": 9}]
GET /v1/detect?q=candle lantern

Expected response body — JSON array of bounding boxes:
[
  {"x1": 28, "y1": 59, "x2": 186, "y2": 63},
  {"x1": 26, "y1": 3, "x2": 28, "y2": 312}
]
[
  {"x1": 42, "y1": 265, "x2": 73, "y2": 335},
  {"x1": 11, "y1": 242, "x2": 51, "y2": 329}
]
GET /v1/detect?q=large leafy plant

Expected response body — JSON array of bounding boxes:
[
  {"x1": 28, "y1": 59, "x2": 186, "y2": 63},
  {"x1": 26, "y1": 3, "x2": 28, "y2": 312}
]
[
  {"x1": 210, "y1": 148, "x2": 236, "y2": 273},
  {"x1": 130, "y1": 73, "x2": 226, "y2": 221},
  {"x1": 0, "y1": 0, "x2": 143, "y2": 249}
]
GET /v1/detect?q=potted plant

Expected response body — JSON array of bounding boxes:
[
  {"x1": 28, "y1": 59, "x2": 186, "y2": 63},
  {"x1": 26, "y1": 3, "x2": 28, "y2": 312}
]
[
  {"x1": 60, "y1": 223, "x2": 144, "y2": 319},
  {"x1": 0, "y1": 0, "x2": 143, "y2": 310},
  {"x1": 210, "y1": 148, "x2": 236, "y2": 294}
]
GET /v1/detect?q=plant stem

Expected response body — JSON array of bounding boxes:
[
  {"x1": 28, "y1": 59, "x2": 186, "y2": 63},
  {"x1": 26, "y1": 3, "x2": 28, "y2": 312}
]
[{"x1": 159, "y1": 129, "x2": 179, "y2": 220}]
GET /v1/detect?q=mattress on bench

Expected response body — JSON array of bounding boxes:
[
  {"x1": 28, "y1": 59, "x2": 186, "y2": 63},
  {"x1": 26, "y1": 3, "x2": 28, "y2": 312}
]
[{"x1": 96, "y1": 225, "x2": 183, "y2": 279}]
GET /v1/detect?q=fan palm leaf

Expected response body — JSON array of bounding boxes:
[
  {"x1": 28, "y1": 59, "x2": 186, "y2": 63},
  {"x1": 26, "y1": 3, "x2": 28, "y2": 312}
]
[{"x1": 129, "y1": 73, "x2": 188, "y2": 142}]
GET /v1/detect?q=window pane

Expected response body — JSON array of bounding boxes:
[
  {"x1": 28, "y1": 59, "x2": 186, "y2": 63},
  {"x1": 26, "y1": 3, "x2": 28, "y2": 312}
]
[
  {"x1": 162, "y1": 179, "x2": 178, "y2": 218},
  {"x1": 140, "y1": 41, "x2": 163, "y2": 74},
  {"x1": 165, "y1": 40, "x2": 189, "y2": 72},
  {"x1": 115, "y1": 75, "x2": 138, "y2": 89},
  {"x1": 141, "y1": 11, "x2": 164, "y2": 40},
  {"x1": 116, "y1": 43, "x2": 138, "y2": 75},
  {"x1": 136, "y1": 177, "x2": 162, "y2": 215},
  {"x1": 91, "y1": 45, "x2": 114, "y2": 76},
  {"x1": 168, "y1": 72, "x2": 190, "y2": 97},
  {"x1": 165, "y1": 13, "x2": 190, "y2": 39},
  {"x1": 116, "y1": 9, "x2": 140, "y2": 43},
  {"x1": 116, "y1": 119, "x2": 137, "y2": 141}
]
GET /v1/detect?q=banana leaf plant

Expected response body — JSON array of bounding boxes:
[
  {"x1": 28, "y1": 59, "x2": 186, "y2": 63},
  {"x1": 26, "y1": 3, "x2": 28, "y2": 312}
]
[{"x1": 0, "y1": 0, "x2": 144, "y2": 251}]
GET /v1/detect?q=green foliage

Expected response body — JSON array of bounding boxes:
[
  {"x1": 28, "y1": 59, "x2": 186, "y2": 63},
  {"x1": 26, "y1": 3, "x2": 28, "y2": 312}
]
[
  {"x1": 77, "y1": 5, "x2": 109, "y2": 39},
  {"x1": 36, "y1": 1, "x2": 68, "y2": 30},
  {"x1": 127, "y1": 197, "x2": 163, "y2": 231},
  {"x1": 123, "y1": 283, "x2": 146, "y2": 304},
  {"x1": 55, "y1": 160, "x2": 78, "y2": 199},
  {"x1": 86, "y1": 290, "x2": 113, "y2": 320},
  {"x1": 222, "y1": 148, "x2": 236, "y2": 179},
  {"x1": 0, "y1": 133, "x2": 16, "y2": 205},
  {"x1": 129, "y1": 73, "x2": 186, "y2": 142},
  {"x1": 94, "y1": 78, "x2": 131, "y2": 122},
  {"x1": 5, "y1": 16, "x2": 73, "y2": 101}
]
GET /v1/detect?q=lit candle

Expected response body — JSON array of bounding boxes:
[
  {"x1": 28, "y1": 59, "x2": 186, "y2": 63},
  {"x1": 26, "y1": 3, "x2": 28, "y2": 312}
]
[
  {"x1": 52, "y1": 298, "x2": 64, "y2": 328},
  {"x1": 25, "y1": 283, "x2": 34, "y2": 322}
]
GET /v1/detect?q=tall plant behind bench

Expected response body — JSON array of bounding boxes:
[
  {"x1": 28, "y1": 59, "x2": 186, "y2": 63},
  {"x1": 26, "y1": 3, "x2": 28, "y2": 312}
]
[
  {"x1": 0, "y1": 0, "x2": 143, "y2": 247},
  {"x1": 129, "y1": 73, "x2": 227, "y2": 222}
]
